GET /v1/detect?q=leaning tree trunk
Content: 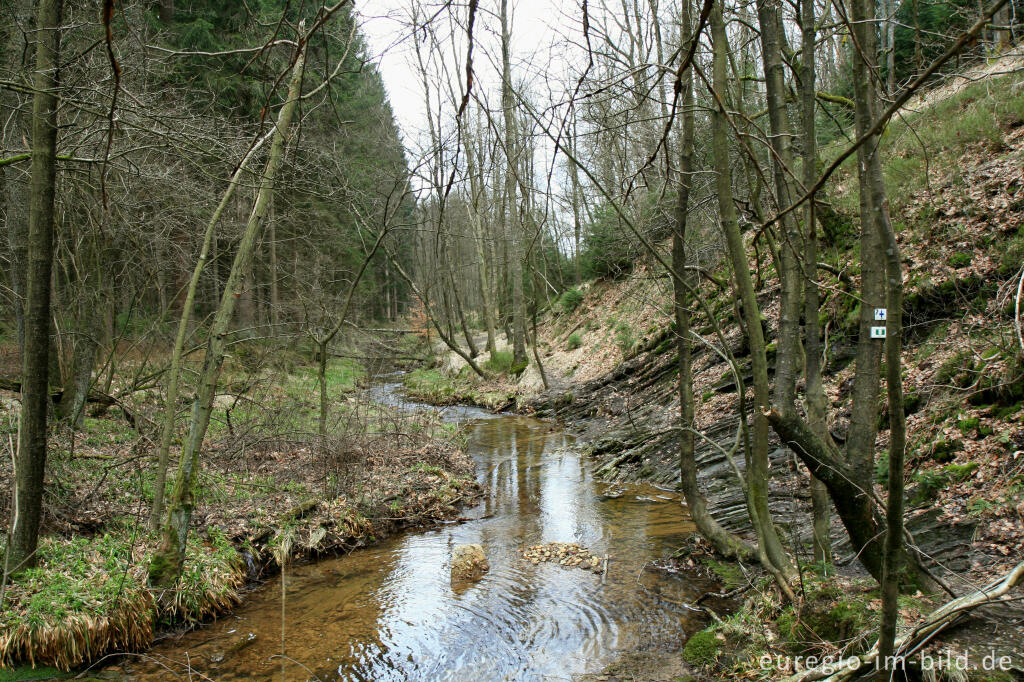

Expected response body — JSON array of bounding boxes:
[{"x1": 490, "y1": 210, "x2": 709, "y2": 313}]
[
  {"x1": 9, "y1": 0, "x2": 62, "y2": 574},
  {"x1": 149, "y1": 128, "x2": 275, "y2": 532},
  {"x1": 710, "y1": 0, "x2": 794, "y2": 589},
  {"x1": 673, "y1": 0, "x2": 756, "y2": 562},
  {"x1": 383, "y1": 246, "x2": 489, "y2": 378},
  {"x1": 149, "y1": 46, "x2": 306, "y2": 588}
]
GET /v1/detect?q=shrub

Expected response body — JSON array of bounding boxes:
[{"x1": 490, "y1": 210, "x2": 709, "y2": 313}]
[
  {"x1": 556, "y1": 287, "x2": 584, "y2": 315},
  {"x1": 928, "y1": 437, "x2": 964, "y2": 463},
  {"x1": 566, "y1": 333, "x2": 582, "y2": 350},
  {"x1": 948, "y1": 252, "x2": 972, "y2": 269},
  {"x1": 910, "y1": 462, "x2": 978, "y2": 503}
]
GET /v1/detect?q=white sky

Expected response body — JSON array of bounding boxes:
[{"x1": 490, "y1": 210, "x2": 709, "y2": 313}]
[{"x1": 357, "y1": 0, "x2": 581, "y2": 147}]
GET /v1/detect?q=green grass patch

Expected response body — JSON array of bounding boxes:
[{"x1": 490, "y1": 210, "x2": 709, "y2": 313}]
[
  {"x1": 614, "y1": 321, "x2": 636, "y2": 356},
  {"x1": 0, "y1": 527, "x2": 244, "y2": 671},
  {"x1": 484, "y1": 350, "x2": 514, "y2": 374},
  {"x1": 882, "y1": 72, "x2": 1024, "y2": 201}
]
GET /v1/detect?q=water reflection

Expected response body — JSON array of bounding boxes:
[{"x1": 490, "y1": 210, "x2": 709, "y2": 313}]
[{"x1": 120, "y1": 392, "x2": 710, "y2": 681}]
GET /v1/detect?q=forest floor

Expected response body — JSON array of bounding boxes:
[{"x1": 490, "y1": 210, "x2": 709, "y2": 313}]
[
  {"x1": 407, "y1": 65, "x2": 1024, "y2": 680},
  {"x1": 0, "y1": 349, "x2": 478, "y2": 673}
]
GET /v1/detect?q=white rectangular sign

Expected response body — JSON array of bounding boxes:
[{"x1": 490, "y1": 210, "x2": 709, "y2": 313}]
[
  {"x1": 874, "y1": 308, "x2": 887, "y2": 321},
  {"x1": 870, "y1": 326, "x2": 887, "y2": 339}
]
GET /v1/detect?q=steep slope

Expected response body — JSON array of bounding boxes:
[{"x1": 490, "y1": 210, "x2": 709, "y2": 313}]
[{"x1": 427, "y1": 66, "x2": 1024, "y2": 588}]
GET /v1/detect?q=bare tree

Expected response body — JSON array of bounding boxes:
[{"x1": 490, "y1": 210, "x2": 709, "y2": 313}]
[{"x1": 9, "y1": 0, "x2": 62, "y2": 573}]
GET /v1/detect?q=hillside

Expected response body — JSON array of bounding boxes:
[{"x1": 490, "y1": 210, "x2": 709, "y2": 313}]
[
  {"x1": 2, "y1": 0, "x2": 1022, "y2": 677},
  {"x1": 410, "y1": 64, "x2": 1024, "y2": 679}
]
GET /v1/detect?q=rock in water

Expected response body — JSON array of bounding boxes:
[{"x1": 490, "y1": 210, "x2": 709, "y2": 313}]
[{"x1": 451, "y1": 544, "x2": 489, "y2": 583}]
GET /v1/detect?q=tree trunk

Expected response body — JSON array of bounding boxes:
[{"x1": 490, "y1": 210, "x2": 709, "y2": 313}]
[
  {"x1": 674, "y1": 0, "x2": 756, "y2": 562},
  {"x1": 800, "y1": 0, "x2": 832, "y2": 568},
  {"x1": 885, "y1": 0, "x2": 896, "y2": 94},
  {"x1": 449, "y1": 267, "x2": 479, "y2": 359},
  {"x1": 268, "y1": 196, "x2": 280, "y2": 335},
  {"x1": 384, "y1": 247, "x2": 489, "y2": 378},
  {"x1": 315, "y1": 225, "x2": 391, "y2": 440},
  {"x1": 56, "y1": 307, "x2": 100, "y2": 430},
  {"x1": 711, "y1": 0, "x2": 794, "y2": 585},
  {"x1": 568, "y1": 120, "x2": 584, "y2": 285},
  {"x1": 1, "y1": 0, "x2": 32, "y2": 354},
  {"x1": 756, "y1": 0, "x2": 802, "y2": 422},
  {"x1": 500, "y1": 0, "x2": 527, "y2": 370},
  {"x1": 766, "y1": 409, "x2": 885, "y2": 582},
  {"x1": 464, "y1": 126, "x2": 499, "y2": 356},
  {"x1": 149, "y1": 129, "x2": 274, "y2": 532},
  {"x1": 9, "y1": 0, "x2": 61, "y2": 574},
  {"x1": 846, "y1": 0, "x2": 890, "y2": 562},
  {"x1": 149, "y1": 46, "x2": 306, "y2": 588},
  {"x1": 879, "y1": 194, "x2": 907, "y2": 659},
  {"x1": 158, "y1": 0, "x2": 174, "y2": 24}
]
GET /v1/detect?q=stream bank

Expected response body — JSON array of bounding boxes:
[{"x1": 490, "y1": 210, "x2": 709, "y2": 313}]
[
  {"x1": 0, "y1": 361, "x2": 475, "y2": 674},
  {"x1": 97, "y1": 377, "x2": 727, "y2": 681}
]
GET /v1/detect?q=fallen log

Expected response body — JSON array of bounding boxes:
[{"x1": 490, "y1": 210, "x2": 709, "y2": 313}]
[
  {"x1": 784, "y1": 561, "x2": 1024, "y2": 682},
  {"x1": 0, "y1": 376, "x2": 116, "y2": 406},
  {"x1": 279, "y1": 499, "x2": 319, "y2": 525}
]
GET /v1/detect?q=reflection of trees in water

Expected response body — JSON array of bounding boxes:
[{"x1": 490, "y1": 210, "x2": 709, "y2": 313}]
[{"x1": 139, "y1": 416, "x2": 702, "y2": 681}]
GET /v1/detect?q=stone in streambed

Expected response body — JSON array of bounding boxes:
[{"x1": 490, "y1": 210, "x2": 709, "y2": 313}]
[{"x1": 451, "y1": 544, "x2": 489, "y2": 583}]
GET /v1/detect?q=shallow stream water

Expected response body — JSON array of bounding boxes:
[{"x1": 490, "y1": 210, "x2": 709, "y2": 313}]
[{"x1": 119, "y1": 380, "x2": 713, "y2": 681}]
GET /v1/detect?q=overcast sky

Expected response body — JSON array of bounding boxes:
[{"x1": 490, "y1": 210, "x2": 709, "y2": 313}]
[{"x1": 357, "y1": 0, "x2": 580, "y2": 145}]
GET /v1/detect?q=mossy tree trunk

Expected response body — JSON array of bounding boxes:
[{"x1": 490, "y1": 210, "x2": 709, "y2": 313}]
[
  {"x1": 674, "y1": 0, "x2": 756, "y2": 563},
  {"x1": 149, "y1": 45, "x2": 307, "y2": 588},
  {"x1": 710, "y1": 0, "x2": 794, "y2": 592}
]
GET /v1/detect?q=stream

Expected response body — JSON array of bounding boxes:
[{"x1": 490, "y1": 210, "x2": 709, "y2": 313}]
[{"x1": 121, "y1": 378, "x2": 714, "y2": 681}]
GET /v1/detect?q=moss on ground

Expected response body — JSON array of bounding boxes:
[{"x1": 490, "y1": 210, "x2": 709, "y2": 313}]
[
  {"x1": 681, "y1": 628, "x2": 721, "y2": 666},
  {"x1": 704, "y1": 559, "x2": 745, "y2": 590}
]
